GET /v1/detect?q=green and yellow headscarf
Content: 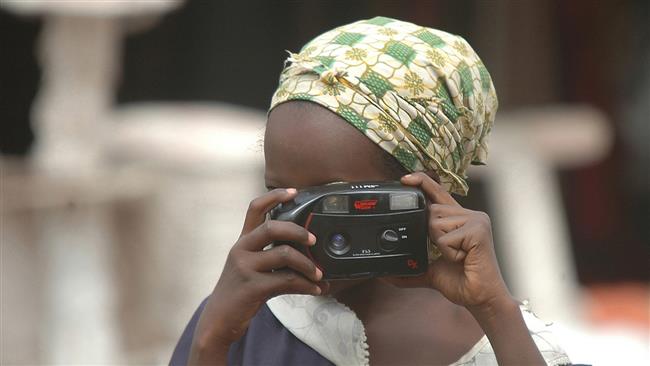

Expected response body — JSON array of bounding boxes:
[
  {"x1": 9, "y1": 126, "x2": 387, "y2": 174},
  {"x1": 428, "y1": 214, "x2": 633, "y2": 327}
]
[{"x1": 270, "y1": 17, "x2": 498, "y2": 195}]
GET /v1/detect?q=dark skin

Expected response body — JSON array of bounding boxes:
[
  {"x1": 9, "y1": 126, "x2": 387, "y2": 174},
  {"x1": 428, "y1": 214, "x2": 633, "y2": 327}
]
[{"x1": 189, "y1": 101, "x2": 546, "y2": 365}]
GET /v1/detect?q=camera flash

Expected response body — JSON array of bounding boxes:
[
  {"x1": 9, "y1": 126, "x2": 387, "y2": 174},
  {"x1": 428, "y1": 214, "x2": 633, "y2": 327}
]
[
  {"x1": 390, "y1": 192, "x2": 418, "y2": 210},
  {"x1": 322, "y1": 195, "x2": 349, "y2": 213}
]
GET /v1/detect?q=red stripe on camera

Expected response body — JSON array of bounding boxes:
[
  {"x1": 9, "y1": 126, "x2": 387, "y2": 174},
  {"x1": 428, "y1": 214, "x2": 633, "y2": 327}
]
[{"x1": 354, "y1": 199, "x2": 378, "y2": 210}]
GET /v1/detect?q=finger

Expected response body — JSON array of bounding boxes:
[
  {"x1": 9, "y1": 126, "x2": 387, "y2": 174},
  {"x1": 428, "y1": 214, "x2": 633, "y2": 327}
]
[
  {"x1": 318, "y1": 280, "x2": 331, "y2": 296},
  {"x1": 428, "y1": 203, "x2": 467, "y2": 219},
  {"x1": 435, "y1": 225, "x2": 476, "y2": 262},
  {"x1": 241, "y1": 188, "x2": 297, "y2": 235},
  {"x1": 401, "y1": 172, "x2": 460, "y2": 207},
  {"x1": 429, "y1": 215, "x2": 468, "y2": 241},
  {"x1": 256, "y1": 269, "x2": 323, "y2": 298},
  {"x1": 240, "y1": 220, "x2": 316, "y2": 251},
  {"x1": 256, "y1": 245, "x2": 322, "y2": 282}
]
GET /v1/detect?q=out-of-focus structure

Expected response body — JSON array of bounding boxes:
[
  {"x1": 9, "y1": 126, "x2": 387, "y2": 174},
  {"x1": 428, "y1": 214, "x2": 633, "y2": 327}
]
[
  {"x1": 1, "y1": 1, "x2": 648, "y2": 364},
  {"x1": 1, "y1": 0, "x2": 182, "y2": 175},
  {"x1": 474, "y1": 106, "x2": 612, "y2": 324}
]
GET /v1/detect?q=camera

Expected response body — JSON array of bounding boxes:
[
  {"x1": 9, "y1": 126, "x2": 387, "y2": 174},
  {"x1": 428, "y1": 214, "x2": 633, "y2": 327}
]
[{"x1": 270, "y1": 182, "x2": 429, "y2": 280}]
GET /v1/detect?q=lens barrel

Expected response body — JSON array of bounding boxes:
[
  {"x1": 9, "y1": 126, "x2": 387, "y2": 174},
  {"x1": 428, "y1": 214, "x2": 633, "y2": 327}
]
[{"x1": 328, "y1": 233, "x2": 350, "y2": 255}]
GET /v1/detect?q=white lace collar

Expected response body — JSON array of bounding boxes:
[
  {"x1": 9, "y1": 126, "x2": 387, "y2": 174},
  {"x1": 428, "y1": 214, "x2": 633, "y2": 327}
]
[
  {"x1": 267, "y1": 295, "x2": 571, "y2": 366},
  {"x1": 267, "y1": 294, "x2": 369, "y2": 365}
]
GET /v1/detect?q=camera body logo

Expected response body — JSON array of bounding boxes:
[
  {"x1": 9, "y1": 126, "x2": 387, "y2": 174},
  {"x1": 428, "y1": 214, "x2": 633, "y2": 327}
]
[{"x1": 350, "y1": 184, "x2": 380, "y2": 190}]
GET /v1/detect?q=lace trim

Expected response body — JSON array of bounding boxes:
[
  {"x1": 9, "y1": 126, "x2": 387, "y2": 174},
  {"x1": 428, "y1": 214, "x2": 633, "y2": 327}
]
[
  {"x1": 267, "y1": 294, "x2": 369, "y2": 365},
  {"x1": 268, "y1": 296, "x2": 570, "y2": 366}
]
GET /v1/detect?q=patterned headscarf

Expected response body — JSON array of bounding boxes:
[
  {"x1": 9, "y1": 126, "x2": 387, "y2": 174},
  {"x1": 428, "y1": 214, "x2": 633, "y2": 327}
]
[{"x1": 270, "y1": 17, "x2": 498, "y2": 195}]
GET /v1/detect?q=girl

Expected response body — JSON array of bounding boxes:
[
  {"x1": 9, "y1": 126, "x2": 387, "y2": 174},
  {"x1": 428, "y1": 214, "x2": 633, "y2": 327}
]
[{"x1": 171, "y1": 17, "x2": 571, "y2": 365}]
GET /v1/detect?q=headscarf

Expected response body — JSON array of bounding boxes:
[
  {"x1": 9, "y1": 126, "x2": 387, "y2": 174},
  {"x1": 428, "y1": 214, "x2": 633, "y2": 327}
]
[{"x1": 269, "y1": 16, "x2": 498, "y2": 195}]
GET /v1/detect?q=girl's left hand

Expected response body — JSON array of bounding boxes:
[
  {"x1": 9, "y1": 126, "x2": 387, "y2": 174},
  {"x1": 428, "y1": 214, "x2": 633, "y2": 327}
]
[{"x1": 382, "y1": 172, "x2": 512, "y2": 312}]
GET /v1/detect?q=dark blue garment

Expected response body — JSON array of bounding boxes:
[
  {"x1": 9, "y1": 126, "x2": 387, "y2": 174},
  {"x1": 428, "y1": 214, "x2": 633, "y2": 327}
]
[
  {"x1": 171, "y1": 298, "x2": 591, "y2": 366},
  {"x1": 170, "y1": 297, "x2": 334, "y2": 366}
]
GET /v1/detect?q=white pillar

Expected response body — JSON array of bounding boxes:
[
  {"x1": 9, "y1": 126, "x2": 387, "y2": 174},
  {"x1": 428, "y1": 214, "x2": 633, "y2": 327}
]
[
  {"x1": 30, "y1": 15, "x2": 120, "y2": 176},
  {"x1": 473, "y1": 105, "x2": 612, "y2": 325},
  {"x1": 486, "y1": 145, "x2": 581, "y2": 323},
  {"x1": 38, "y1": 205, "x2": 122, "y2": 363}
]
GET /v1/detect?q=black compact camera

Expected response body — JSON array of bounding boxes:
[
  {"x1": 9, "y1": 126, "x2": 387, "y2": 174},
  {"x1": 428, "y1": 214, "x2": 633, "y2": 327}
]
[{"x1": 270, "y1": 182, "x2": 429, "y2": 280}]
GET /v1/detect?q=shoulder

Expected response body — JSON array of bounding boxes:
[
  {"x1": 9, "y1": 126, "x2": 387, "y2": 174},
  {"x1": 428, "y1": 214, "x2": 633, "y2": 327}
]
[
  {"x1": 450, "y1": 303, "x2": 573, "y2": 366},
  {"x1": 169, "y1": 297, "x2": 333, "y2": 366},
  {"x1": 169, "y1": 297, "x2": 209, "y2": 366}
]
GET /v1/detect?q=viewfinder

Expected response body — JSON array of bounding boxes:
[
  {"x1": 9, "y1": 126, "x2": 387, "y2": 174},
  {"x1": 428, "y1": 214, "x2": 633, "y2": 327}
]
[
  {"x1": 322, "y1": 195, "x2": 349, "y2": 213},
  {"x1": 389, "y1": 192, "x2": 418, "y2": 210}
]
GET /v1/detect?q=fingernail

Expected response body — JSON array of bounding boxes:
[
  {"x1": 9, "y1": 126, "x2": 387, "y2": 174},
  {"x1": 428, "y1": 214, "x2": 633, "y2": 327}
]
[
  {"x1": 313, "y1": 286, "x2": 322, "y2": 295},
  {"x1": 308, "y1": 233, "x2": 317, "y2": 245},
  {"x1": 403, "y1": 174, "x2": 412, "y2": 179},
  {"x1": 286, "y1": 188, "x2": 297, "y2": 194},
  {"x1": 315, "y1": 267, "x2": 323, "y2": 280}
]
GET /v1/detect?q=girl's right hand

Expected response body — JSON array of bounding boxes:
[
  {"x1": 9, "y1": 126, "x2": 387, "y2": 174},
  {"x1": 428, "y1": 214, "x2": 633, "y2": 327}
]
[{"x1": 188, "y1": 188, "x2": 327, "y2": 364}]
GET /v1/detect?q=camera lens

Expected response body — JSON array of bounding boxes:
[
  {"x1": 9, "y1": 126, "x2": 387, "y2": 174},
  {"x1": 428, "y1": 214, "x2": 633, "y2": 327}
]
[
  {"x1": 328, "y1": 233, "x2": 350, "y2": 255},
  {"x1": 330, "y1": 234, "x2": 346, "y2": 250}
]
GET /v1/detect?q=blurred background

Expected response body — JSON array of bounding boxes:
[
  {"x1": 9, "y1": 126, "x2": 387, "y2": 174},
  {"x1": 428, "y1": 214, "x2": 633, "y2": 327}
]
[{"x1": 1, "y1": 0, "x2": 648, "y2": 364}]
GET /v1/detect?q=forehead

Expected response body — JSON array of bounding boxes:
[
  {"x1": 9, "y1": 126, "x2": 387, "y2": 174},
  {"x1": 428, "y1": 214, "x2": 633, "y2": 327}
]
[{"x1": 264, "y1": 101, "x2": 393, "y2": 188}]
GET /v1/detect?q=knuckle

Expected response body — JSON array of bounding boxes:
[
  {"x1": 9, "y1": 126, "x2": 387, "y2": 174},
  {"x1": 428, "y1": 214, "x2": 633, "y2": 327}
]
[
  {"x1": 240, "y1": 269, "x2": 254, "y2": 284},
  {"x1": 284, "y1": 271, "x2": 297, "y2": 283},
  {"x1": 298, "y1": 227, "x2": 310, "y2": 240},
  {"x1": 302, "y1": 258, "x2": 316, "y2": 273},
  {"x1": 263, "y1": 220, "x2": 276, "y2": 236},
  {"x1": 430, "y1": 217, "x2": 444, "y2": 229},
  {"x1": 226, "y1": 249, "x2": 241, "y2": 265},
  {"x1": 233, "y1": 257, "x2": 247, "y2": 271},
  {"x1": 248, "y1": 197, "x2": 263, "y2": 213},
  {"x1": 233, "y1": 235, "x2": 249, "y2": 249},
  {"x1": 470, "y1": 213, "x2": 492, "y2": 236},
  {"x1": 232, "y1": 261, "x2": 253, "y2": 283},
  {"x1": 227, "y1": 249, "x2": 252, "y2": 271},
  {"x1": 476, "y1": 211, "x2": 492, "y2": 226},
  {"x1": 428, "y1": 220, "x2": 438, "y2": 233},
  {"x1": 279, "y1": 245, "x2": 292, "y2": 259},
  {"x1": 477, "y1": 211, "x2": 490, "y2": 221},
  {"x1": 429, "y1": 204, "x2": 443, "y2": 216},
  {"x1": 230, "y1": 256, "x2": 247, "y2": 273}
]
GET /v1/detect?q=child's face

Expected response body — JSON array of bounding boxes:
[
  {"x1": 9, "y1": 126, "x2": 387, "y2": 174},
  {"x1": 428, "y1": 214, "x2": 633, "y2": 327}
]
[
  {"x1": 264, "y1": 101, "x2": 398, "y2": 190},
  {"x1": 265, "y1": 101, "x2": 436, "y2": 294}
]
